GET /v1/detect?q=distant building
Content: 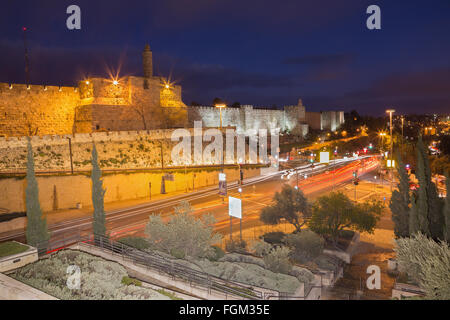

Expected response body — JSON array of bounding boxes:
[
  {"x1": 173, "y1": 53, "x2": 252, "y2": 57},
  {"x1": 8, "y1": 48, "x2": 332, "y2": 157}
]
[{"x1": 188, "y1": 99, "x2": 309, "y2": 137}]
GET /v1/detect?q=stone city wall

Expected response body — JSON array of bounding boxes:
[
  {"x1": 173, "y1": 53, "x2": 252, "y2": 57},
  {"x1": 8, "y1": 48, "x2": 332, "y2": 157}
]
[
  {"x1": 188, "y1": 105, "x2": 305, "y2": 135},
  {"x1": 0, "y1": 83, "x2": 80, "y2": 137},
  {"x1": 0, "y1": 167, "x2": 261, "y2": 213},
  {"x1": 0, "y1": 127, "x2": 270, "y2": 172}
]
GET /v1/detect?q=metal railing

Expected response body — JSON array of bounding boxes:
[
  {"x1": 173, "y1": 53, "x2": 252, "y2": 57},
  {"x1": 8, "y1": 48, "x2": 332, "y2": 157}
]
[
  {"x1": 35, "y1": 233, "x2": 322, "y2": 300},
  {"x1": 36, "y1": 233, "x2": 268, "y2": 300}
]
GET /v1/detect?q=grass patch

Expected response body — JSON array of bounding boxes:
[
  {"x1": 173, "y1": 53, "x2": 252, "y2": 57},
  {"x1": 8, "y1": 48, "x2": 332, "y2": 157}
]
[
  {"x1": 0, "y1": 241, "x2": 29, "y2": 258},
  {"x1": 121, "y1": 276, "x2": 142, "y2": 287},
  {"x1": 157, "y1": 289, "x2": 183, "y2": 300}
]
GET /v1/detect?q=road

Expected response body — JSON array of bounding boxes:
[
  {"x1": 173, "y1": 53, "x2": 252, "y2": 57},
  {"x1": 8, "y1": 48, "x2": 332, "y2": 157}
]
[{"x1": 0, "y1": 156, "x2": 379, "y2": 251}]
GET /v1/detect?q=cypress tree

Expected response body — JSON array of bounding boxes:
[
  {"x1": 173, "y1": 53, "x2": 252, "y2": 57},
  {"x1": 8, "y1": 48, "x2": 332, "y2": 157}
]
[
  {"x1": 415, "y1": 136, "x2": 444, "y2": 239},
  {"x1": 25, "y1": 139, "x2": 50, "y2": 247},
  {"x1": 415, "y1": 136, "x2": 430, "y2": 236},
  {"x1": 389, "y1": 151, "x2": 410, "y2": 237},
  {"x1": 91, "y1": 144, "x2": 106, "y2": 239},
  {"x1": 444, "y1": 172, "x2": 450, "y2": 242},
  {"x1": 409, "y1": 193, "x2": 420, "y2": 235}
]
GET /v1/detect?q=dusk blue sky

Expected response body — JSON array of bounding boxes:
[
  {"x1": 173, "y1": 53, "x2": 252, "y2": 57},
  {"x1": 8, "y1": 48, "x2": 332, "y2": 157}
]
[{"x1": 1, "y1": 0, "x2": 449, "y2": 115}]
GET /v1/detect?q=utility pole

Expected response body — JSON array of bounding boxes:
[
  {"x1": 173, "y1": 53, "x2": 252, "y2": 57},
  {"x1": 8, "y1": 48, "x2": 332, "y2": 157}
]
[
  {"x1": 23, "y1": 27, "x2": 30, "y2": 86},
  {"x1": 401, "y1": 116, "x2": 404, "y2": 156}
]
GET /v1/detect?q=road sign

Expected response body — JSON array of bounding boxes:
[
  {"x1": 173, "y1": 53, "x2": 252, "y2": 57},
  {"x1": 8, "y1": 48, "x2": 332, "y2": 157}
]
[
  {"x1": 219, "y1": 173, "x2": 227, "y2": 196},
  {"x1": 228, "y1": 196, "x2": 242, "y2": 219},
  {"x1": 320, "y1": 152, "x2": 330, "y2": 164}
]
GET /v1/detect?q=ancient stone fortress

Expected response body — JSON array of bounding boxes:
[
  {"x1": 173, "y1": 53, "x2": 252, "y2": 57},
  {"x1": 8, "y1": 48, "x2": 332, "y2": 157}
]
[
  {"x1": 188, "y1": 100, "x2": 344, "y2": 136},
  {"x1": 0, "y1": 42, "x2": 343, "y2": 140},
  {"x1": 0, "y1": 44, "x2": 187, "y2": 138}
]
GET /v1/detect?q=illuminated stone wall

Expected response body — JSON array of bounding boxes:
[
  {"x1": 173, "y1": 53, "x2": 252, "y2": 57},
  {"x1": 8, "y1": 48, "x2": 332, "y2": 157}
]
[
  {"x1": 0, "y1": 83, "x2": 80, "y2": 137},
  {"x1": 0, "y1": 167, "x2": 261, "y2": 213},
  {"x1": 188, "y1": 99, "x2": 308, "y2": 136},
  {"x1": 0, "y1": 76, "x2": 187, "y2": 137}
]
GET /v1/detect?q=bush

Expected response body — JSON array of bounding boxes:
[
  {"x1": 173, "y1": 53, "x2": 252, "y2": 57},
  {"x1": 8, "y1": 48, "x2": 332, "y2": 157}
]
[
  {"x1": 395, "y1": 233, "x2": 450, "y2": 299},
  {"x1": 251, "y1": 241, "x2": 273, "y2": 258},
  {"x1": 145, "y1": 201, "x2": 222, "y2": 259},
  {"x1": 263, "y1": 246, "x2": 292, "y2": 274},
  {"x1": 208, "y1": 245, "x2": 225, "y2": 261},
  {"x1": 170, "y1": 248, "x2": 186, "y2": 259},
  {"x1": 225, "y1": 240, "x2": 247, "y2": 253},
  {"x1": 261, "y1": 232, "x2": 286, "y2": 245},
  {"x1": 285, "y1": 230, "x2": 325, "y2": 264},
  {"x1": 121, "y1": 276, "x2": 142, "y2": 287},
  {"x1": 117, "y1": 237, "x2": 150, "y2": 251}
]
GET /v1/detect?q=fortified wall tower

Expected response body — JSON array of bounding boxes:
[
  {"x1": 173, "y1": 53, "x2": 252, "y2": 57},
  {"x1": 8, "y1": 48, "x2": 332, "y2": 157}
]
[
  {"x1": 187, "y1": 99, "x2": 309, "y2": 137},
  {"x1": 0, "y1": 44, "x2": 187, "y2": 137}
]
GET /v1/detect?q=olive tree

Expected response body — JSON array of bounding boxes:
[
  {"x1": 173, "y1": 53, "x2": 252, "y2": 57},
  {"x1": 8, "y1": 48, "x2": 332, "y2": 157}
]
[{"x1": 145, "y1": 201, "x2": 222, "y2": 259}]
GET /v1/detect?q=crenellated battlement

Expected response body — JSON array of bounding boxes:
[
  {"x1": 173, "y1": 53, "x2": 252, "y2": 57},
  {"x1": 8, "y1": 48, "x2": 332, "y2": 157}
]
[{"x1": 0, "y1": 82, "x2": 79, "y2": 94}]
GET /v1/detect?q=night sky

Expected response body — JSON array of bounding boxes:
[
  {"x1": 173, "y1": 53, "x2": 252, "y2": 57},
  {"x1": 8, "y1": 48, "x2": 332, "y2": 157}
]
[{"x1": 1, "y1": 0, "x2": 449, "y2": 115}]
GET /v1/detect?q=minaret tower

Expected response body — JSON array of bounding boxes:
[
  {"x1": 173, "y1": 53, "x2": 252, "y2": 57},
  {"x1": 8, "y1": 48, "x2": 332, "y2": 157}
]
[{"x1": 142, "y1": 44, "x2": 153, "y2": 89}]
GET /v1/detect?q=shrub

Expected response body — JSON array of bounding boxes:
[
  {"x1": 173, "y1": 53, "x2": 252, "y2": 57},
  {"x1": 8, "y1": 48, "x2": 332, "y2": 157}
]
[
  {"x1": 170, "y1": 248, "x2": 186, "y2": 259},
  {"x1": 121, "y1": 276, "x2": 142, "y2": 287},
  {"x1": 145, "y1": 201, "x2": 222, "y2": 259},
  {"x1": 251, "y1": 240, "x2": 273, "y2": 258},
  {"x1": 261, "y1": 232, "x2": 286, "y2": 245},
  {"x1": 208, "y1": 245, "x2": 225, "y2": 261},
  {"x1": 118, "y1": 237, "x2": 150, "y2": 251},
  {"x1": 225, "y1": 240, "x2": 247, "y2": 253},
  {"x1": 395, "y1": 233, "x2": 450, "y2": 299},
  {"x1": 285, "y1": 230, "x2": 325, "y2": 264},
  {"x1": 263, "y1": 246, "x2": 292, "y2": 274}
]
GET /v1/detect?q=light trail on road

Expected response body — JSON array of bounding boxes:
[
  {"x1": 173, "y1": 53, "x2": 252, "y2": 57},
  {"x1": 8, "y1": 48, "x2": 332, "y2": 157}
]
[{"x1": 0, "y1": 156, "x2": 379, "y2": 248}]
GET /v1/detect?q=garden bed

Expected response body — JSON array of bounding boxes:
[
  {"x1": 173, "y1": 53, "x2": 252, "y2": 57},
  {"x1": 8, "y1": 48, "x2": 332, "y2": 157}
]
[{"x1": 11, "y1": 249, "x2": 170, "y2": 300}]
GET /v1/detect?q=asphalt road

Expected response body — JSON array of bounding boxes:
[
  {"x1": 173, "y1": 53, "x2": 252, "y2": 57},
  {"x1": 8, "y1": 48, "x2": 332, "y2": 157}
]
[{"x1": 0, "y1": 156, "x2": 379, "y2": 250}]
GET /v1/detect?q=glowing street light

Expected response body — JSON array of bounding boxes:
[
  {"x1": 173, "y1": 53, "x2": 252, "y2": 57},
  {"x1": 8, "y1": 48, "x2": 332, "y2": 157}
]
[{"x1": 215, "y1": 103, "x2": 227, "y2": 130}]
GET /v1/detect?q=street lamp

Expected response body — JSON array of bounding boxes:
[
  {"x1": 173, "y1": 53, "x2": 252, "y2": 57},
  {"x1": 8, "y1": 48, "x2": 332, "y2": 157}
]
[
  {"x1": 215, "y1": 103, "x2": 227, "y2": 130},
  {"x1": 386, "y1": 109, "x2": 396, "y2": 192},
  {"x1": 215, "y1": 103, "x2": 227, "y2": 175}
]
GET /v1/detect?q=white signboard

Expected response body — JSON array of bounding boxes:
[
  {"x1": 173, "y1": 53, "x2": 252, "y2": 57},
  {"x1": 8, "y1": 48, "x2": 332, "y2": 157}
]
[
  {"x1": 219, "y1": 173, "x2": 226, "y2": 181},
  {"x1": 228, "y1": 196, "x2": 242, "y2": 219},
  {"x1": 320, "y1": 152, "x2": 330, "y2": 164}
]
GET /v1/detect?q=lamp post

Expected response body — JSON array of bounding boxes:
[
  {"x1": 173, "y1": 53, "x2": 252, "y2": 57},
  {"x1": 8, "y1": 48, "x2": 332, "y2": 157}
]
[
  {"x1": 386, "y1": 109, "x2": 396, "y2": 192},
  {"x1": 215, "y1": 103, "x2": 227, "y2": 169},
  {"x1": 215, "y1": 103, "x2": 227, "y2": 203}
]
